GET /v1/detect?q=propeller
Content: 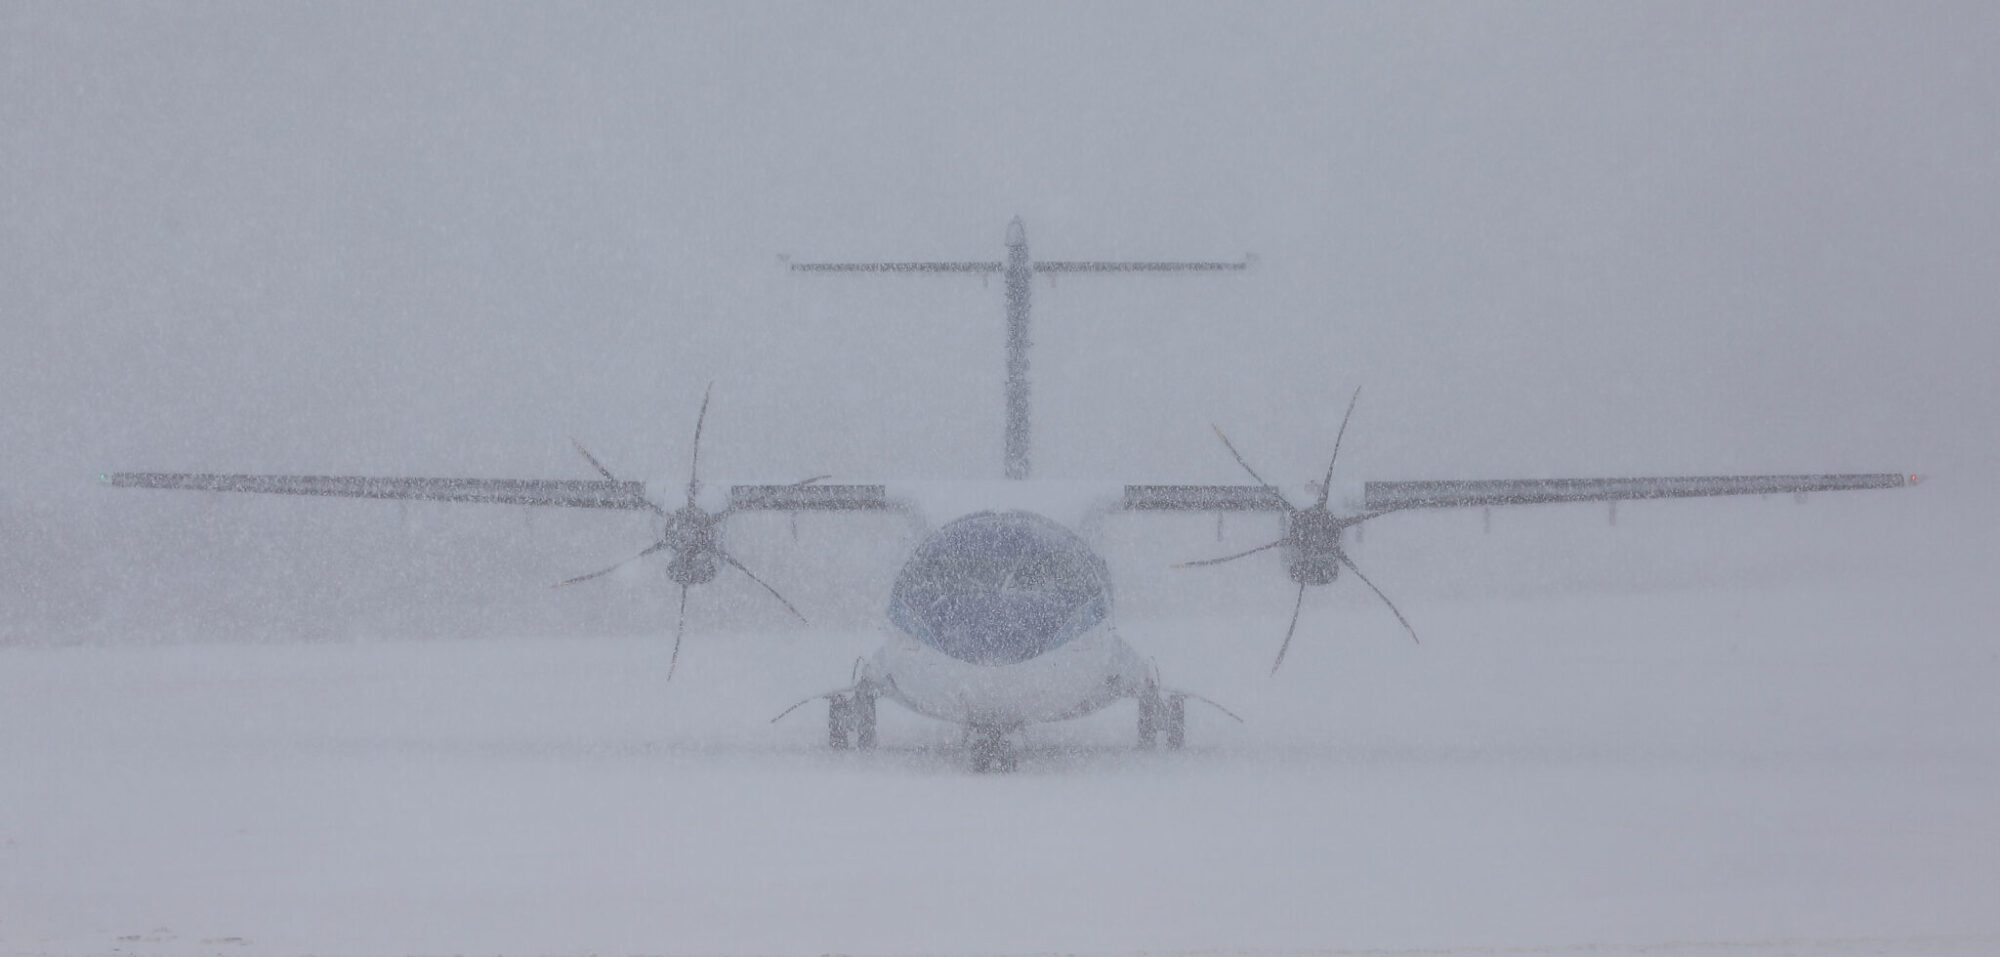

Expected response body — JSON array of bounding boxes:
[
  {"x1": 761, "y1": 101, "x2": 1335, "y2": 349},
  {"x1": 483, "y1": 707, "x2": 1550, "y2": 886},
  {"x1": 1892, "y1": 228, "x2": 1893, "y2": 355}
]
[
  {"x1": 557, "y1": 383, "x2": 806, "y2": 681},
  {"x1": 1176, "y1": 386, "x2": 1417, "y2": 673}
]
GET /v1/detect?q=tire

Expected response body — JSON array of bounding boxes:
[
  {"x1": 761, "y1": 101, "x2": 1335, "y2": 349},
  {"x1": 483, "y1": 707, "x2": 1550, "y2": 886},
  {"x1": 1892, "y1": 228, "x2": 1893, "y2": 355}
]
[
  {"x1": 854, "y1": 693, "x2": 878, "y2": 750},
  {"x1": 1137, "y1": 687, "x2": 1162, "y2": 750},
  {"x1": 828, "y1": 694, "x2": 853, "y2": 750},
  {"x1": 970, "y1": 726, "x2": 1014, "y2": 773}
]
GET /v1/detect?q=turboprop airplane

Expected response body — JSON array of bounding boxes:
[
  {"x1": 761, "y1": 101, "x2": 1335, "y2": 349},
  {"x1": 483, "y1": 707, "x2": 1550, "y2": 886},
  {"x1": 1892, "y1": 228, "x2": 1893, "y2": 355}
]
[{"x1": 107, "y1": 218, "x2": 1918, "y2": 771}]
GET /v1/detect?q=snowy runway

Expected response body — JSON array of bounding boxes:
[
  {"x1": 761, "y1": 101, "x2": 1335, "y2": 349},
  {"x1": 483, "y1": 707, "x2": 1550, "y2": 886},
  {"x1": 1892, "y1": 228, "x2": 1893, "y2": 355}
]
[{"x1": 7, "y1": 575, "x2": 1996, "y2": 957}]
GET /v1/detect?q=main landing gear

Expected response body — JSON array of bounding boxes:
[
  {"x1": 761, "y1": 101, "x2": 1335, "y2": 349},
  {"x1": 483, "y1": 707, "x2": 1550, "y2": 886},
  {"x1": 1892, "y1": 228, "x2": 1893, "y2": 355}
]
[
  {"x1": 827, "y1": 690, "x2": 877, "y2": 750},
  {"x1": 1136, "y1": 684, "x2": 1187, "y2": 751}
]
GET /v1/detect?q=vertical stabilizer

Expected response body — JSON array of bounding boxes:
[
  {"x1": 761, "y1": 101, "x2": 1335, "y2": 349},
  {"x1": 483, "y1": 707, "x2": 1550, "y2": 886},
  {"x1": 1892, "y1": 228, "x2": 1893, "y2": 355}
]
[{"x1": 1003, "y1": 217, "x2": 1033, "y2": 480}]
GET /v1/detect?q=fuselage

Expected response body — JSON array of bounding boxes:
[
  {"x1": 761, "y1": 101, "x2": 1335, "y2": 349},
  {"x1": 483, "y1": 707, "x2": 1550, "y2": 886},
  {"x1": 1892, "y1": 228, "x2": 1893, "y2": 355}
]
[{"x1": 864, "y1": 509, "x2": 1149, "y2": 728}]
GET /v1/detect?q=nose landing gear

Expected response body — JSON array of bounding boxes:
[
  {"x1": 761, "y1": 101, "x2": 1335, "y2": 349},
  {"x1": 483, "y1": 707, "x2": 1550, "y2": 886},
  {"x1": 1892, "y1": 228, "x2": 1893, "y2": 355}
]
[{"x1": 968, "y1": 725, "x2": 1019, "y2": 773}]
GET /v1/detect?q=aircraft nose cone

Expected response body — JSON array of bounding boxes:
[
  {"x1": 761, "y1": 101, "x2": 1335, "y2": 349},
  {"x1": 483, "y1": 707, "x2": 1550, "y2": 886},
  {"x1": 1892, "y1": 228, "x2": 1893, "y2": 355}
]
[{"x1": 1006, "y1": 217, "x2": 1025, "y2": 246}]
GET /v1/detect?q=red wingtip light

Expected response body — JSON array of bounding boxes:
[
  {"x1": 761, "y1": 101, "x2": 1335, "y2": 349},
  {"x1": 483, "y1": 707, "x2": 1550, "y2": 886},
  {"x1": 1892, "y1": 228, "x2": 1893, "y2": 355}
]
[{"x1": 1908, "y1": 473, "x2": 1924, "y2": 485}]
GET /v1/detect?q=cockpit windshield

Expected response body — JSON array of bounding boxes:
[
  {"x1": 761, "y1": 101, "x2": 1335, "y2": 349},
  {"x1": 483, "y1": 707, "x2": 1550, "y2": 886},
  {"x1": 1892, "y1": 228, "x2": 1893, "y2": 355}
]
[{"x1": 888, "y1": 511, "x2": 1112, "y2": 665}]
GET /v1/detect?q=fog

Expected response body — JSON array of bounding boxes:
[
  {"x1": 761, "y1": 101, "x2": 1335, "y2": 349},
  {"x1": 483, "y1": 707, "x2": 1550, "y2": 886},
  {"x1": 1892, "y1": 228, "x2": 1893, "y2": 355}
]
[
  {"x1": 5, "y1": 2, "x2": 1995, "y2": 641},
  {"x1": 4, "y1": 3, "x2": 1998, "y2": 954}
]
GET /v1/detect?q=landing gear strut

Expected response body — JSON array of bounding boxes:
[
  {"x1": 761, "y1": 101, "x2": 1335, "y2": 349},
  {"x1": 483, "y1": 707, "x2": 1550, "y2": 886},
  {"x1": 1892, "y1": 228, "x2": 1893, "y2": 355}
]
[
  {"x1": 1137, "y1": 685, "x2": 1187, "y2": 751},
  {"x1": 828, "y1": 690, "x2": 877, "y2": 750}
]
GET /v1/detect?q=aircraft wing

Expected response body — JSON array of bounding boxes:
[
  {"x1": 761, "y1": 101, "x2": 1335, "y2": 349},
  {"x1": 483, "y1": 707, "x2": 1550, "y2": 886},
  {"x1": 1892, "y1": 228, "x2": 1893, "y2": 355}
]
[
  {"x1": 1121, "y1": 485, "x2": 1291, "y2": 511},
  {"x1": 107, "y1": 471, "x2": 912, "y2": 515},
  {"x1": 727, "y1": 484, "x2": 894, "y2": 510},
  {"x1": 1120, "y1": 473, "x2": 1916, "y2": 514},
  {"x1": 105, "y1": 472, "x2": 653, "y2": 510},
  {"x1": 788, "y1": 261, "x2": 1001, "y2": 273},
  {"x1": 1034, "y1": 260, "x2": 1249, "y2": 273},
  {"x1": 1361, "y1": 473, "x2": 1917, "y2": 511}
]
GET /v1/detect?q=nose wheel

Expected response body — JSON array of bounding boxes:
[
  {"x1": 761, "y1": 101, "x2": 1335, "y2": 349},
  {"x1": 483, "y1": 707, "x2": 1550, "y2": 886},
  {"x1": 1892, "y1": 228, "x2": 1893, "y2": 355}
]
[{"x1": 968, "y1": 725, "x2": 1019, "y2": 773}]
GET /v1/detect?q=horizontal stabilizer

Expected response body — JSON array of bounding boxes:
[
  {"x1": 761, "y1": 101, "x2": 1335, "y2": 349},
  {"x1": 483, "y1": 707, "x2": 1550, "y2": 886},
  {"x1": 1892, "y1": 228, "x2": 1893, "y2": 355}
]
[
  {"x1": 1364, "y1": 473, "x2": 1915, "y2": 511},
  {"x1": 787, "y1": 260, "x2": 1250, "y2": 274},
  {"x1": 105, "y1": 473, "x2": 651, "y2": 510}
]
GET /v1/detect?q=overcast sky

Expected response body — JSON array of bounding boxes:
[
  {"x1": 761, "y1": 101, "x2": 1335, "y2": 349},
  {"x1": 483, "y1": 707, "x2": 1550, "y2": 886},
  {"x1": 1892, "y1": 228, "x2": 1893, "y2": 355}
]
[{"x1": 4, "y1": 2, "x2": 1993, "y2": 641}]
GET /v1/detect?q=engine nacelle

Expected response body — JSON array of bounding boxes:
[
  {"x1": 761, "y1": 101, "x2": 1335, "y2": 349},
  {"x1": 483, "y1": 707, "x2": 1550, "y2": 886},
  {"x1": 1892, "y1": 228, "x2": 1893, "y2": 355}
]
[
  {"x1": 668, "y1": 551, "x2": 719, "y2": 586},
  {"x1": 661, "y1": 506, "x2": 723, "y2": 585},
  {"x1": 1285, "y1": 507, "x2": 1344, "y2": 586}
]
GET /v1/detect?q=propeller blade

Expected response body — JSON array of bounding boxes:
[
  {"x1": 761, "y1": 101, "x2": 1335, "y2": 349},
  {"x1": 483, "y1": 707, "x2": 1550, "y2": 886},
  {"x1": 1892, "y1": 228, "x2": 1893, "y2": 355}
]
[
  {"x1": 1174, "y1": 690, "x2": 1246, "y2": 723},
  {"x1": 571, "y1": 437, "x2": 619, "y2": 482},
  {"x1": 1317, "y1": 385, "x2": 1364, "y2": 508},
  {"x1": 1173, "y1": 538, "x2": 1285, "y2": 569},
  {"x1": 1270, "y1": 580, "x2": 1309, "y2": 675},
  {"x1": 666, "y1": 584, "x2": 690, "y2": 682},
  {"x1": 685, "y1": 381, "x2": 714, "y2": 506},
  {"x1": 1335, "y1": 508, "x2": 1398, "y2": 531},
  {"x1": 1339, "y1": 553, "x2": 1419, "y2": 645},
  {"x1": 553, "y1": 540, "x2": 671, "y2": 588},
  {"x1": 770, "y1": 693, "x2": 822, "y2": 724},
  {"x1": 1211, "y1": 424, "x2": 1288, "y2": 505},
  {"x1": 719, "y1": 547, "x2": 809, "y2": 623},
  {"x1": 573, "y1": 438, "x2": 665, "y2": 515}
]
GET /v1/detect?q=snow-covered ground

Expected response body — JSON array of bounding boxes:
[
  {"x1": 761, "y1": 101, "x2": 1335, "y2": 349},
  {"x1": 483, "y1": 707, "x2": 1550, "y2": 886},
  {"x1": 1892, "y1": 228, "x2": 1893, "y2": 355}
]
[
  {"x1": 6, "y1": 555, "x2": 1995, "y2": 956},
  {"x1": 7, "y1": 5, "x2": 1993, "y2": 954}
]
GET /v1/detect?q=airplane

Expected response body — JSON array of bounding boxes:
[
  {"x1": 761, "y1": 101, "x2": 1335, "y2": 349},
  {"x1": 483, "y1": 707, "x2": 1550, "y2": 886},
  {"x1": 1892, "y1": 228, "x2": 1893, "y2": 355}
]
[{"x1": 106, "y1": 218, "x2": 1918, "y2": 772}]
